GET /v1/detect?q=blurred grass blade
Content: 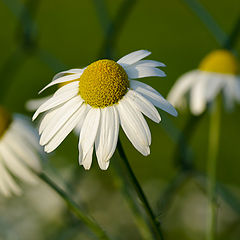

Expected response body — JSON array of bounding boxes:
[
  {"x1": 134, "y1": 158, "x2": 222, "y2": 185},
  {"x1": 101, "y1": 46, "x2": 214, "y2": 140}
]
[
  {"x1": 92, "y1": 0, "x2": 111, "y2": 36},
  {"x1": 156, "y1": 171, "x2": 191, "y2": 216},
  {"x1": 37, "y1": 172, "x2": 111, "y2": 240},
  {"x1": 97, "y1": 0, "x2": 137, "y2": 58},
  {"x1": 112, "y1": 159, "x2": 154, "y2": 239},
  {"x1": 194, "y1": 172, "x2": 240, "y2": 215},
  {"x1": 224, "y1": 16, "x2": 240, "y2": 50},
  {"x1": 181, "y1": 0, "x2": 227, "y2": 46}
]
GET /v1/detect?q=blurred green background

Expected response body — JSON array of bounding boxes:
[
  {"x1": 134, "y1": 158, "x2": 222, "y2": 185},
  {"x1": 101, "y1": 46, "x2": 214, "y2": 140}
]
[{"x1": 0, "y1": 0, "x2": 240, "y2": 239}]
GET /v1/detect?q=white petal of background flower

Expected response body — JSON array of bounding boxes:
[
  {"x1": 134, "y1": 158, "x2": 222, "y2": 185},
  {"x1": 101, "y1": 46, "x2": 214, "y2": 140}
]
[
  {"x1": 167, "y1": 71, "x2": 197, "y2": 107},
  {"x1": 204, "y1": 74, "x2": 224, "y2": 102},
  {"x1": 190, "y1": 76, "x2": 208, "y2": 115},
  {"x1": 26, "y1": 96, "x2": 52, "y2": 111},
  {"x1": 4, "y1": 130, "x2": 41, "y2": 171},
  {"x1": 0, "y1": 158, "x2": 21, "y2": 196},
  {"x1": 0, "y1": 143, "x2": 38, "y2": 184}
]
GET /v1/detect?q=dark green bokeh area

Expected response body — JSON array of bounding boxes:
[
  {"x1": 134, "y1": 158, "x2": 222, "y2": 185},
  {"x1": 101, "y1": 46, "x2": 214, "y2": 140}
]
[{"x1": 0, "y1": 0, "x2": 240, "y2": 239}]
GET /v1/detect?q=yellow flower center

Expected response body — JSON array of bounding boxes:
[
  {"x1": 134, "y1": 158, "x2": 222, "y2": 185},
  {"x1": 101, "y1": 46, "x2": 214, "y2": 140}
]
[
  {"x1": 0, "y1": 106, "x2": 12, "y2": 139},
  {"x1": 78, "y1": 59, "x2": 129, "y2": 108},
  {"x1": 199, "y1": 49, "x2": 239, "y2": 75}
]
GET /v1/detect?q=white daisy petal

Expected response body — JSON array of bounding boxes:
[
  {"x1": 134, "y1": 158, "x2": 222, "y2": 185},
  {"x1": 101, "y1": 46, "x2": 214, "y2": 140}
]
[
  {"x1": 13, "y1": 115, "x2": 41, "y2": 151},
  {"x1": 26, "y1": 96, "x2": 52, "y2": 111},
  {"x1": 44, "y1": 104, "x2": 88, "y2": 153},
  {"x1": 40, "y1": 95, "x2": 83, "y2": 146},
  {"x1": 39, "y1": 107, "x2": 60, "y2": 134},
  {"x1": 126, "y1": 90, "x2": 161, "y2": 123},
  {"x1": 79, "y1": 108, "x2": 100, "y2": 161},
  {"x1": 0, "y1": 144, "x2": 38, "y2": 184},
  {"x1": 234, "y1": 77, "x2": 240, "y2": 102},
  {"x1": 190, "y1": 75, "x2": 208, "y2": 115},
  {"x1": 132, "y1": 60, "x2": 166, "y2": 68},
  {"x1": 167, "y1": 71, "x2": 197, "y2": 107},
  {"x1": 223, "y1": 79, "x2": 235, "y2": 110},
  {"x1": 33, "y1": 81, "x2": 79, "y2": 120},
  {"x1": 130, "y1": 80, "x2": 178, "y2": 116},
  {"x1": 205, "y1": 74, "x2": 224, "y2": 102},
  {"x1": 95, "y1": 106, "x2": 119, "y2": 169},
  {"x1": 4, "y1": 131, "x2": 41, "y2": 171},
  {"x1": 117, "y1": 98, "x2": 150, "y2": 156},
  {"x1": 53, "y1": 68, "x2": 84, "y2": 80},
  {"x1": 125, "y1": 66, "x2": 166, "y2": 79},
  {"x1": 0, "y1": 157, "x2": 21, "y2": 196},
  {"x1": 117, "y1": 50, "x2": 151, "y2": 65},
  {"x1": 39, "y1": 73, "x2": 82, "y2": 94},
  {"x1": 81, "y1": 147, "x2": 94, "y2": 170}
]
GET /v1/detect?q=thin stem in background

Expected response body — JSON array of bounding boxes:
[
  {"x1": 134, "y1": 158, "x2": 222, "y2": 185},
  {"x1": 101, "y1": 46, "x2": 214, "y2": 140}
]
[
  {"x1": 117, "y1": 140, "x2": 165, "y2": 240},
  {"x1": 37, "y1": 172, "x2": 110, "y2": 240},
  {"x1": 97, "y1": 0, "x2": 137, "y2": 59},
  {"x1": 157, "y1": 171, "x2": 191, "y2": 215},
  {"x1": 0, "y1": 0, "x2": 40, "y2": 103},
  {"x1": 207, "y1": 100, "x2": 221, "y2": 240},
  {"x1": 224, "y1": 16, "x2": 240, "y2": 51},
  {"x1": 181, "y1": 0, "x2": 227, "y2": 46},
  {"x1": 112, "y1": 159, "x2": 154, "y2": 239}
]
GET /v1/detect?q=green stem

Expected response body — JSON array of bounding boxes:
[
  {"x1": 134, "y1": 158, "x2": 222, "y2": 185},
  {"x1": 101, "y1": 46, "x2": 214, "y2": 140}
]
[
  {"x1": 117, "y1": 140, "x2": 164, "y2": 240},
  {"x1": 207, "y1": 100, "x2": 221, "y2": 240},
  {"x1": 37, "y1": 172, "x2": 110, "y2": 240},
  {"x1": 112, "y1": 161, "x2": 154, "y2": 239}
]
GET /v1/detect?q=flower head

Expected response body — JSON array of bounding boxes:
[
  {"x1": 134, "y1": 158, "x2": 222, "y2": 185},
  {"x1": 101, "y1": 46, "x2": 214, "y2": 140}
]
[
  {"x1": 167, "y1": 49, "x2": 240, "y2": 115},
  {"x1": 0, "y1": 106, "x2": 42, "y2": 197},
  {"x1": 33, "y1": 50, "x2": 177, "y2": 170}
]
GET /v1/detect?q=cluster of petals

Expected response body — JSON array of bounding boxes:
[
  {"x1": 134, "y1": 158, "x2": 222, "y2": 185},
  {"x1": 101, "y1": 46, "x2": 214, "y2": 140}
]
[{"x1": 33, "y1": 50, "x2": 177, "y2": 170}]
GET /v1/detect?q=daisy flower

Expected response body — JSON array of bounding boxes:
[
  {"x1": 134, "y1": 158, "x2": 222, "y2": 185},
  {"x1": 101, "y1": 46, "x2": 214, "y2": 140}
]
[
  {"x1": 167, "y1": 49, "x2": 240, "y2": 115},
  {"x1": 33, "y1": 50, "x2": 177, "y2": 170},
  {"x1": 0, "y1": 106, "x2": 42, "y2": 197}
]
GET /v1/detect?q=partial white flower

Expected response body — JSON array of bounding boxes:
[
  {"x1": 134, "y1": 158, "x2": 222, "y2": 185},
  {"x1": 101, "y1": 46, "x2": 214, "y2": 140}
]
[
  {"x1": 167, "y1": 49, "x2": 240, "y2": 115},
  {"x1": 33, "y1": 50, "x2": 177, "y2": 170},
  {"x1": 0, "y1": 106, "x2": 42, "y2": 197}
]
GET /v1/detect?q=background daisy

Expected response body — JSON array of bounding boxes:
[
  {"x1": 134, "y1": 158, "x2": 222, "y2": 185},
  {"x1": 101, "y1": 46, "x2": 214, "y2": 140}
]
[
  {"x1": 0, "y1": 106, "x2": 42, "y2": 197},
  {"x1": 167, "y1": 49, "x2": 240, "y2": 115}
]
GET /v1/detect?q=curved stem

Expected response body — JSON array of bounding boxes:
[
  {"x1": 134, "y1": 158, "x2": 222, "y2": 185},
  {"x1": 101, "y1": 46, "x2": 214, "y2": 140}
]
[
  {"x1": 117, "y1": 140, "x2": 164, "y2": 240},
  {"x1": 37, "y1": 172, "x2": 110, "y2": 240},
  {"x1": 112, "y1": 162, "x2": 154, "y2": 239},
  {"x1": 207, "y1": 100, "x2": 221, "y2": 240}
]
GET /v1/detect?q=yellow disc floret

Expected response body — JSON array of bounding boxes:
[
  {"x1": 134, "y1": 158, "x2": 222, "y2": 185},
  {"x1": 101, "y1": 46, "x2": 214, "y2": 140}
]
[
  {"x1": 79, "y1": 59, "x2": 129, "y2": 108},
  {"x1": 199, "y1": 49, "x2": 239, "y2": 75},
  {"x1": 0, "y1": 106, "x2": 12, "y2": 139}
]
